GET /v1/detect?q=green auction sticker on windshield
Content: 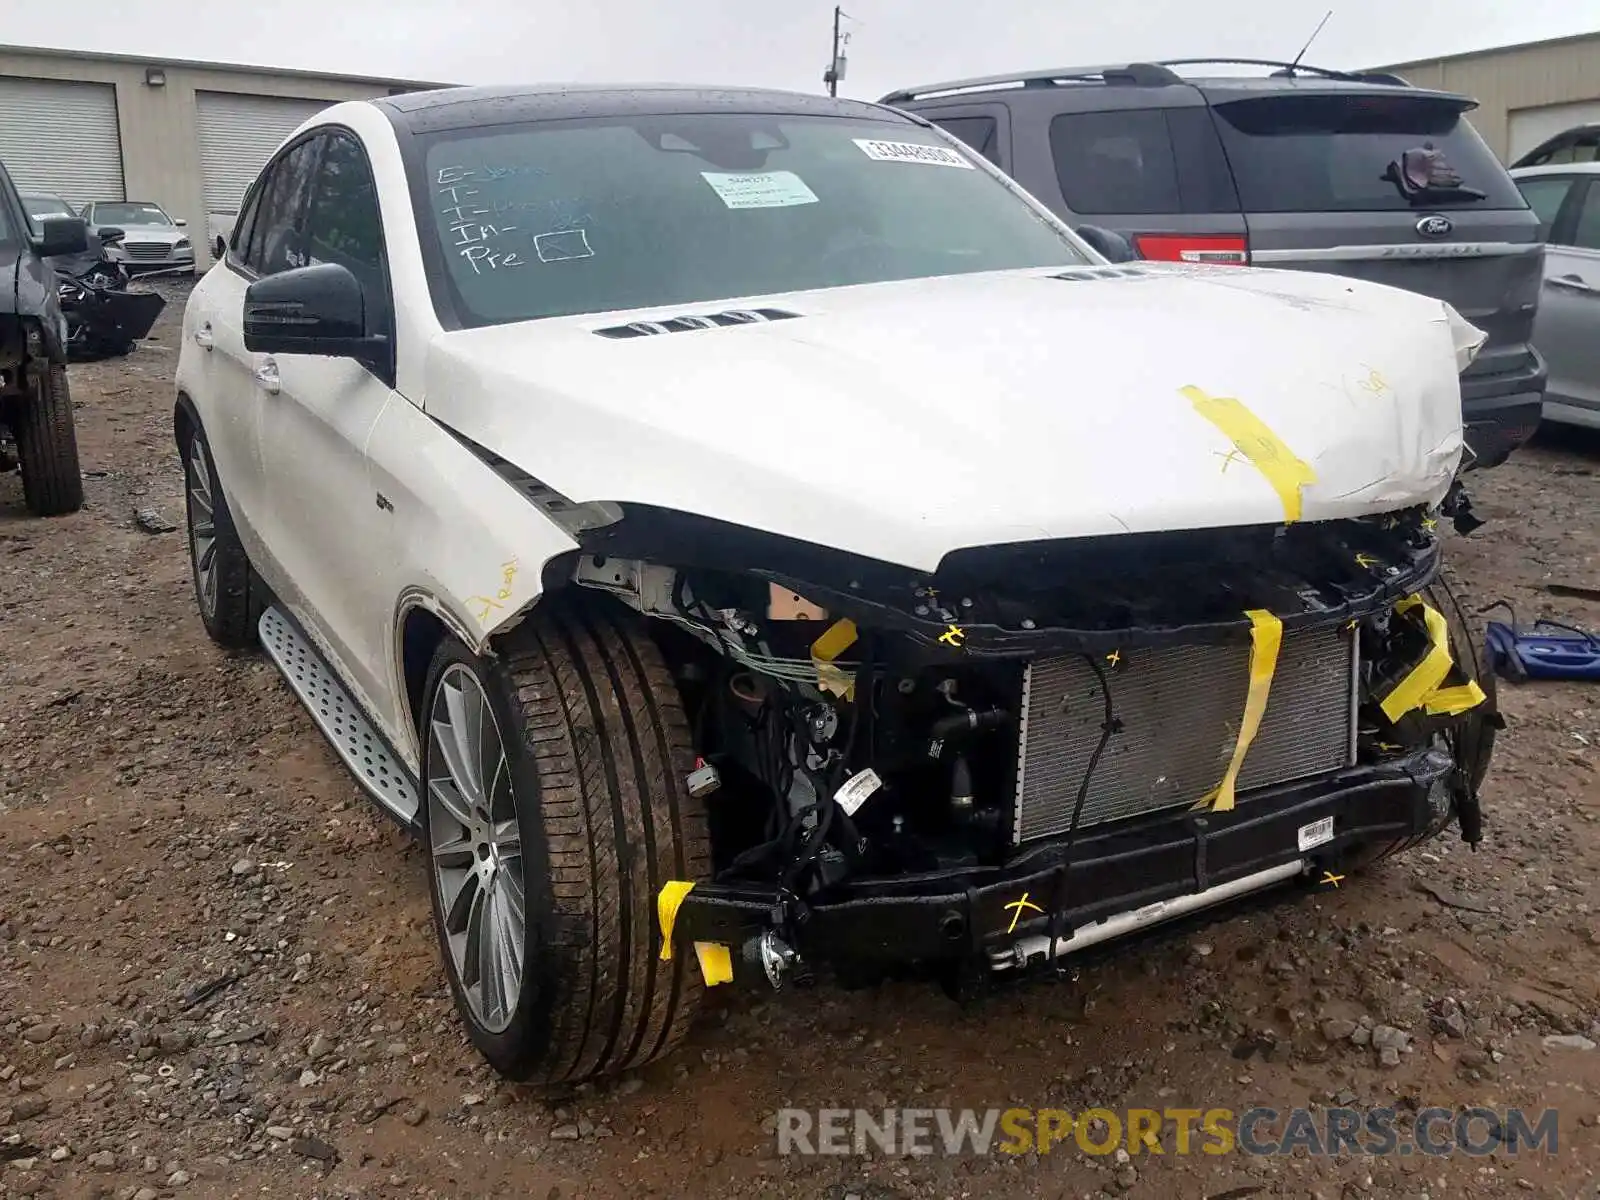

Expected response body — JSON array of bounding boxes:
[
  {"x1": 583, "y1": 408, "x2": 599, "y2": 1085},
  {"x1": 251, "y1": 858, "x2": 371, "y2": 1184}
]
[
  {"x1": 853, "y1": 139, "x2": 975, "y2": 169},
  {"x1": 701, "y1": 170, "x2": 820, "y2": 209}
]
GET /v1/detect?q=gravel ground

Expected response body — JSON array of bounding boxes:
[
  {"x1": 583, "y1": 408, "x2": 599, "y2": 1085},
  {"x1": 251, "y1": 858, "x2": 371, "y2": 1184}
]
[{"x1": 3, "y1": 285, "x2": 1600, "y2": 1200}]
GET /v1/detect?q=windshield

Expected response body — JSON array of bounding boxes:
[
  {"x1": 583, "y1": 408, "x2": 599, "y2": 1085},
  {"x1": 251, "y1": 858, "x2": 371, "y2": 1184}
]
[
  {"x1": 1212, "y1": 94, "x2": 1526, "y2": 212},
  {"x1": 417, "y1": 113, "x2": 1090, "y2": 326},
  {"x1": 23, "y1": 196, "x2": 74, "y2": 221},
  {"x1": 94, "y1": 202, "x2": 173, "y2": 225}
]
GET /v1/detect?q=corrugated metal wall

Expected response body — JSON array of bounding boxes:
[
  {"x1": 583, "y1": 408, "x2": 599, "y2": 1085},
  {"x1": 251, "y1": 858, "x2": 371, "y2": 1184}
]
[
  {"x1": 1374, "y1": 32, "x2": 1600, "y2": 161},
  {"x1": 0, "y1": 46, "x2": 436, "y2": 267}
]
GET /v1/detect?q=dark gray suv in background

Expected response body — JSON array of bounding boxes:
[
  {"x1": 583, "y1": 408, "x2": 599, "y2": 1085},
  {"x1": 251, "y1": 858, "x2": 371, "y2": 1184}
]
[{"x1": 883, "y1": 59, "x2": 1547, "y2": 469}]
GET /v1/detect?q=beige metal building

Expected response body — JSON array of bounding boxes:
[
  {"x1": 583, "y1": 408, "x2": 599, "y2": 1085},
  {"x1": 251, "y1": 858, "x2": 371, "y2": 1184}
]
[
  {"x1": 1373, "y1": 29, "x2": 1600, "y2": 163},
  {"x1": 0, "y1": 44, "x2": 446, "y2": 268}
]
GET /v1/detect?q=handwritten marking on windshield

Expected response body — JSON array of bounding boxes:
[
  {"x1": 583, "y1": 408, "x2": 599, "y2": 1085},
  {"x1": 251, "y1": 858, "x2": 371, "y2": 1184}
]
[
  {"x1": 533, "y1": 229, "x2": 594, "y2": 263},
  {"x1": 437, "y1": 169, "x2": 528, "y2": 274}
]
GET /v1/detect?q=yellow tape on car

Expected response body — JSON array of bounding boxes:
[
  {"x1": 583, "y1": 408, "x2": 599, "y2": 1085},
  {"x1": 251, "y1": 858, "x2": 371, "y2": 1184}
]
[
  {"x1": 1182, "y1": 385, "x2": 1318, "y2": 523},
  {"x1": 812, "y1": 617, "x2": 859, "y2": 700},
  {"x1": 1379, "y1": 596, "x2": 1486, "y2": 722},
  {"x1": 656, "y1": 880, "x2": 732, "y2": 986},
  {"x1": 1199, "y1": 609, "x2": 1283, "y2": 813}
]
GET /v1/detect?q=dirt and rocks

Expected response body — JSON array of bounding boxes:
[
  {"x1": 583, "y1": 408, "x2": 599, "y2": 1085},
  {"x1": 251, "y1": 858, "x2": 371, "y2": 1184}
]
[{"x1": 3, "y1": 286, "x2": 1600, "y2": 1199}]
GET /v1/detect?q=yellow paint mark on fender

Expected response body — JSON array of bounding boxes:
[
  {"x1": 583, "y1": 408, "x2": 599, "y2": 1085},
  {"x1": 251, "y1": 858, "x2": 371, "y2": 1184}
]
[
  {"x1": 467, "y1": 557, "x2": 521, "y2": 625},
  {"x1": 1199, "y1": 609, "x2": 1283, "y2": 813},
  {"x1": 1181, "y1": 385, "x2": 1318, "y2": 523},
  {"x1": 657, "y1": 880, "x2": 696, "y2": 961}
]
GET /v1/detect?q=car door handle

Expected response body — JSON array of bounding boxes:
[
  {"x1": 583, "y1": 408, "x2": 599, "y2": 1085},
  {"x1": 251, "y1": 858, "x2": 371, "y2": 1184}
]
[
  {"x1": 1548, "y1": 274, "x2": 1596, "y2": 294},
  {"x1": 193, "y1": 322, "x2": 214, "y2": 349},
  {"x1": 254, "y1": 358, "x2": 281, "y2": 394}
]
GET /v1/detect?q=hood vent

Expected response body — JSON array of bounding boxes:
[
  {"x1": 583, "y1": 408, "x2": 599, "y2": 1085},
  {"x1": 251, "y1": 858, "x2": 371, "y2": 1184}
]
[
  {"x1": 593, "y1": 307, "x2": 801, "y2": 339},
  {"x1": 1050, "y1": 266, "x2": 1158, "y2": 282}
]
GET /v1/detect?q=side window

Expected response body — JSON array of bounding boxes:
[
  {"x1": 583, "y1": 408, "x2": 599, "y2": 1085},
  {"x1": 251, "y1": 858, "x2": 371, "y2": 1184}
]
[
  {"x1": 1048, "y1": 108, "x2": 1235, "y2": 216},
  {"x1": 1573, "y1": 183, "x2": 1600, "y2": 251},
  {"x1": 932, "y1": 116, "x2": 1001, "y2": 166},
  {"x1": 303, "y1": 131, "x2": 391, "y2": 329},
  {"x1": 1514, "y1": 176, "x2": 1576, "y2": 240},
  {"x1": 242, "y1": 136, "x2": 322, "y2": 276}
]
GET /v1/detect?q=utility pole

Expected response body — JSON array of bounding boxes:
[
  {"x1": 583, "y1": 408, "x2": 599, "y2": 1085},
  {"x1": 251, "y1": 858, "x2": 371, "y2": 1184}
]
[{"x1": 823, "y1": 5, "x2": 846, "y2": 97}]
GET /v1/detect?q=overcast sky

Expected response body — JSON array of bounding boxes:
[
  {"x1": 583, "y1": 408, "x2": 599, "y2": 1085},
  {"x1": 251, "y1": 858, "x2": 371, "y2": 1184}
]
[{"x1": 3, "y1": 0, "x2": 1595, "y2": 97}]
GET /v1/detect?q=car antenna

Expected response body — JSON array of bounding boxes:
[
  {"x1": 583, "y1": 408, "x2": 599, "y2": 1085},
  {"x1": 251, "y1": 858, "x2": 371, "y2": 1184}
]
[{"x1": 1286, "y1": 9, "x2": 1334, "y2": 74}]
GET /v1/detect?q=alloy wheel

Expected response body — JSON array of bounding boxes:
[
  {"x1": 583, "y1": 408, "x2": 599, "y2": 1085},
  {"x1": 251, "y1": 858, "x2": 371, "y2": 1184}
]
[
  {"x1": 427, "y1": 664, "x2": 526, "y2": 1033},
  {"x1": 185, "y1": 434, "x2": 218, "y2": 618}
]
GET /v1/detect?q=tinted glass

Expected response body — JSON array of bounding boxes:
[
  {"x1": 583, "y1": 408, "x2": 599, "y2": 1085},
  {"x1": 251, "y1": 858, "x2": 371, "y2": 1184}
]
[
  {"x1": 230, "y1": 181, "x2": 264, "y2": 259},
  {"x1": 305, "y1": 133, "x2": 385, "y2": 273},
  {"x1": 1048, "y1": 108, "x2": 1237, "y2": 215},
  {"x1": 92, "y1": 202, "x2": 172, "y2": 225},
  {"x1": 1574, "y1": 183, "x2": 1600, "y2": 251},
  {"x1": 245, "y1": 137, "x2": 321, "y2": 275},
  {"x1": 1514, "y1": 176, "x2": 1575, "y2": 238},
  {"x1": 932, "y1": 116, "x2": 1000, "y2": 166},
  {"x1": 23, "y1": 196, "x2": 74, "y2": 221},
  {"x1": 417, "y1": 113, "x2": 1088, "y2": 326},
  {"x1": 1212, "y1": 93, "x2": 1526, "y2": 212}
]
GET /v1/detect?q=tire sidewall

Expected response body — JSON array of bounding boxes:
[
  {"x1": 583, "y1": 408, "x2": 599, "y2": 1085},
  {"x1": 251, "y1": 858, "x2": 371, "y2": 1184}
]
[
  {"x1": 181, "y1": 427, "x2": 224, "y2": 637},
  {"x1": 418, "y1": 636, "x2": 560, "y2": 1077}
]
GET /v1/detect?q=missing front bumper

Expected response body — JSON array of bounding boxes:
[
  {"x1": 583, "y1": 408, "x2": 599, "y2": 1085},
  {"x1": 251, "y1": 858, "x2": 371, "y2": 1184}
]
[{"x1": 671, "y1": 747, "x2": 1454, "y2": 972}]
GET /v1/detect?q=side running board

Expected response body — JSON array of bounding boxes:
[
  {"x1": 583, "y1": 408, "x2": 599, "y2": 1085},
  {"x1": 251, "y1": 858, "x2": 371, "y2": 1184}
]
[{"x1": 258, "y1": 608, "x2": 420, "y2": 824}]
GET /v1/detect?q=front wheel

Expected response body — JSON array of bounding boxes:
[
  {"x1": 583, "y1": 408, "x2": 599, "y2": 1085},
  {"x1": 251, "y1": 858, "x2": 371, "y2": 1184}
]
[
  {"x1": 420, "y1": 599, "x2": 711, "y2": 1084},
  {"x1": 15, "y1": 363, "x2": 83, "y2": 516},
  {"x1": 181, "y1": 421, "x2": 262, "y2": 649}
]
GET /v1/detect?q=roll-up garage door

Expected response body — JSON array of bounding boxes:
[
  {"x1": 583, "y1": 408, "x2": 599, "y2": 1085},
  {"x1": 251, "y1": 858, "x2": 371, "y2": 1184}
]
[
  {"x1": 1508, "y1": 100, "x2": 1600, "y2": 163},
  {"x1": 196, "y1": 91, "x2": 332, "y2": 245},
  {"x1": 0, "y1": 76, "x2": 125, "y2": 208}
]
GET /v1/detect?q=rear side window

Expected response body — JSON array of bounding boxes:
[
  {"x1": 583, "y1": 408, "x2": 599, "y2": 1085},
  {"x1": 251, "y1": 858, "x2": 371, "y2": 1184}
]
[
  {"x1": 1212, "y1": 93, "x2": 1526, "y2": 212},
  {"x1": 931, "y1": 116, "x2": 1000, "y2": 166},
  {"x1": 1574, "y1": 183, "x2": 1600, "y2": 250},
  {"x1": 1048, "y1": 108, "x2": 1237, "y2": 215},
  {"x1": 1514, "y1": 176, "x2": 1576, "y2": 238}
]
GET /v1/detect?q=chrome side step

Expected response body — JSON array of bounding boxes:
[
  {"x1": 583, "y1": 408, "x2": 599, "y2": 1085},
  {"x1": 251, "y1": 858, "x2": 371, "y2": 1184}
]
[
  {"x1": 988, "y1": 859, "x2": 1309, "y2": 973},
  {"x1": 258, "y1": 607, "x2": 420, "y2": 823}
]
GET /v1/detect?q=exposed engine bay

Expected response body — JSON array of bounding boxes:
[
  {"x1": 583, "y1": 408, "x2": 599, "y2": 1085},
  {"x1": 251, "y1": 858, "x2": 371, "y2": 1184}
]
[{"x1": 552, "y1": 495, "x2": 1495, "y2": 986}]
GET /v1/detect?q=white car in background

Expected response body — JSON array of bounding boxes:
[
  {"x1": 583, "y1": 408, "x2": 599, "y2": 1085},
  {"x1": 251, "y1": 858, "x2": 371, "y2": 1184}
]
[
  {"x1": 81, "y1": 200, "x2": 194, "y2": 273},
  {"x1": 1509, "y1": 163, "x2": 1600, "y2": 430},
  {"x1": 174, "y1": 83, "x2": 1498, "y2": 1087}
]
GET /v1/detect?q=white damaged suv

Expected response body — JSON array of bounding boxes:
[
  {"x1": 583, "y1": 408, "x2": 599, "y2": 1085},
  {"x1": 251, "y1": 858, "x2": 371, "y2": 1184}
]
[{"x1": 175, "y1": 84, "x2": 1498, "y2": 1085}]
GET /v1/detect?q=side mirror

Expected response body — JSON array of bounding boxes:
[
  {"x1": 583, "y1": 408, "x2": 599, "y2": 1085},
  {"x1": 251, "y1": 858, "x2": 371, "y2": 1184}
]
[
  {"x1": 98, "y1": 226, "x2": 127, "y2": 245},
  {"x1": 174, "y1": 217, "x2": 188, "y2": 227},
  {"x1": 244, "y1": 262, "x2": 388, "y2": 365},
  {"x1": 34, "y1": 215, "x2": 89, "y2": 257},
  {"x1": 214, "y1": 235, "x2": 227, "y2": 261},
  {"x1": 1075, "y1": 224, "x2": 1138, "y2": 264}
]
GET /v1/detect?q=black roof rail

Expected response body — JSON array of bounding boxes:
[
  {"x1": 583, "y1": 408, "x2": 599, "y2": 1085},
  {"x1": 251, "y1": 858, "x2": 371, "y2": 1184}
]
[
  {"x1": 1153, "y1": 57, "x2": 1412, "y2": 86},
  {"x1": 879, "y1": 62, "x2": 1183, "y2": 105}
]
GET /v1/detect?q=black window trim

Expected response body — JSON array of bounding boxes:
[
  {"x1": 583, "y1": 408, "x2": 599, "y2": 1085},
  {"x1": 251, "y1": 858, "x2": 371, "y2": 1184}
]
[{"x1": 227, "y1": 122, "x2": 399, "y2": 387}]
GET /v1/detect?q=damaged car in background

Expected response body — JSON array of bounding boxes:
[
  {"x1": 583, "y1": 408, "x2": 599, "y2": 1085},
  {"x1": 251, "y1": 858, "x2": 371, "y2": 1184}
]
[{"x1": 174, "y1": 84, "x2": 1502, "y2": 1086}]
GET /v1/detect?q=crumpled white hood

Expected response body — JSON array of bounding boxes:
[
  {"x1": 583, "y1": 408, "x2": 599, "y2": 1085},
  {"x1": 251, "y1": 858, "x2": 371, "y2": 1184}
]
[{"x1": 424, "y1": 263, "x2": 1481, "y2": 572}]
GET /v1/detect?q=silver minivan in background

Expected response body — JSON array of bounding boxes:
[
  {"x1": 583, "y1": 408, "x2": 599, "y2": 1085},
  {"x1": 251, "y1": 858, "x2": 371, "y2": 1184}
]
[
  {"x1": 883, "y1": 59, "x2": 1548, "y2": 468},
  {"x1": 1510, "y1": 162, "x2": 1600, "y2": 430}
]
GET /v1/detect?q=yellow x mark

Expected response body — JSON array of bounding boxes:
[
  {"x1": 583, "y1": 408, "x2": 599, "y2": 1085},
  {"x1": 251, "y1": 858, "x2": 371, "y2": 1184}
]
[{"x1": 1004, "y1": 892, "x2": 1045, "y2": 934}]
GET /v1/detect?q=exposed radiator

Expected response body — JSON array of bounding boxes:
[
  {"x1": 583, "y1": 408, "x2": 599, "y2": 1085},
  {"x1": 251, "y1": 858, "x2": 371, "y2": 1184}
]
[{"x1": 1012, "y1": 623, "x2": 1356, "y2": 843}]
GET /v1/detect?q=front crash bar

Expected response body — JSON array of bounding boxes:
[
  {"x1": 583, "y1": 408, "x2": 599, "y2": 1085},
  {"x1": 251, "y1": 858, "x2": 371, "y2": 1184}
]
[{"x1": 670, "y1": 748, "x2": 1454, "y2": 968}]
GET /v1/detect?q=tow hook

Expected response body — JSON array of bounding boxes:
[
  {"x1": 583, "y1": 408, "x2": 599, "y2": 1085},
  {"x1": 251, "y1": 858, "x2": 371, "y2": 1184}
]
[{"x1": 744, "y1": 929, "x2": 804, "y2": 990}]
